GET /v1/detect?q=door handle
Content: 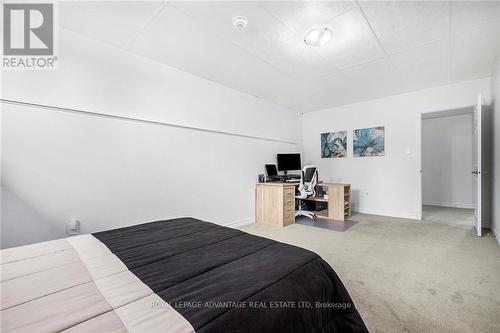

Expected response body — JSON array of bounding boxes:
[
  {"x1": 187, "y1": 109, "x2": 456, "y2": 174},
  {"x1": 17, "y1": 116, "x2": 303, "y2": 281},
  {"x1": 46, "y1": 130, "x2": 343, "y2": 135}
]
[{"x1": 471, "y1": 171, "x2": 478, "y2": 174}]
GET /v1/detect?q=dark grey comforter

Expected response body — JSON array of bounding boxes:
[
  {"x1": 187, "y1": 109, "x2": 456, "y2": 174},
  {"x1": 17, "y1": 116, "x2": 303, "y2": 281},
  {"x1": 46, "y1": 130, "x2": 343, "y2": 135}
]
[{"x1": 93, "y1": 217, "x2": 368, "y2": 333}]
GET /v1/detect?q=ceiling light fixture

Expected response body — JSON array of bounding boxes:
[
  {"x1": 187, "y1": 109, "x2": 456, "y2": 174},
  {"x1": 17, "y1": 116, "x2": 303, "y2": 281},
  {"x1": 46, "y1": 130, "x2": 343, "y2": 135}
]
[
  {"x1": 232, "y1": 16, "x2": 248, "y2": 30},
  {"x1": 304, "y1": 27, "x2": 332, "y2": 47}
]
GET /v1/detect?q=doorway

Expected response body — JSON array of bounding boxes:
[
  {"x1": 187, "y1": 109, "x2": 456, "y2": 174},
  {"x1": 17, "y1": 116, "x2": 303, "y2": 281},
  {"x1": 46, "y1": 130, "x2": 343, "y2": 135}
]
[{"x1": 420, "y1": 108, "x2": 475, "y2": 228}]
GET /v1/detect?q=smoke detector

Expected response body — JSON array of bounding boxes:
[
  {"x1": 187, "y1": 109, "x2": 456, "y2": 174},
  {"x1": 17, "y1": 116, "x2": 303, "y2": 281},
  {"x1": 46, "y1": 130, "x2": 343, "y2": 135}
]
[{"x1": 232, "y1": 16, "x2": 248, "y2": 30}]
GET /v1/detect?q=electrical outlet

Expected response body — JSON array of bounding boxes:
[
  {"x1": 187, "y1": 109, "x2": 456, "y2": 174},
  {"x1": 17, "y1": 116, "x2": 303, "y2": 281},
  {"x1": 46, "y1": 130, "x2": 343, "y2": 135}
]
[{"x1": 66, "y1": 218, "x2": 80, "y2": 235}]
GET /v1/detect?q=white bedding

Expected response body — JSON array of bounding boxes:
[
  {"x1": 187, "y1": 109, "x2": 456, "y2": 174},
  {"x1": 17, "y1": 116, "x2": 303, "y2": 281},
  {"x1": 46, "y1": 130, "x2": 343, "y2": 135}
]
[{"x1": 0, "y1": 235, "x2": 194, "y2": 333}]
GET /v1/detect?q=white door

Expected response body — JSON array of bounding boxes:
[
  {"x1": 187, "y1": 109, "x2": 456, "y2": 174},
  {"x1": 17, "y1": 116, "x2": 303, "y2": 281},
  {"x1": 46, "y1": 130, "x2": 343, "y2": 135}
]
[{"x1": 472, "y1": 94, "x2": 483, "y2": 237}]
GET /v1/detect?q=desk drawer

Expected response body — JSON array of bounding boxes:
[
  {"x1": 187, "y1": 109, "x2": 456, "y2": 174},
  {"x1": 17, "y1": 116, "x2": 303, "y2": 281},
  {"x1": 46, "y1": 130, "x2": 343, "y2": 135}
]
[
  {"x1": 283, "y1": 196, "x2": 295, "y2": 207},
  {"x1": 283, "y1": 209, "x2": 295, "y2": 226},
  {"x1": 283, "y1": 188, "x2": 295, "y2": 205},
  {"x1": 283, "y1": 205, "x2": 295, "y2": 217}
]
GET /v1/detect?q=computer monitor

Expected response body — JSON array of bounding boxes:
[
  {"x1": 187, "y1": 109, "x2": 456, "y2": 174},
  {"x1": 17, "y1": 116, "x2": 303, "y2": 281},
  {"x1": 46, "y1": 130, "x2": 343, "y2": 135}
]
[
  {"x1": 277, "y1": 153, "x2": 301, "y2": 174},
  {"x1": 265, "y1": 164, "x2": 278, "y2": 177}
]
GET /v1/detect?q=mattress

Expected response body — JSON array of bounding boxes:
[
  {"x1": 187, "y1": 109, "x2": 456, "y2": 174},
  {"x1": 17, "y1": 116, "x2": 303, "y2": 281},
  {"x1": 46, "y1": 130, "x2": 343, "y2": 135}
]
[{"x1": 1, "y1": 217, "x2": 367, "y2": 332}]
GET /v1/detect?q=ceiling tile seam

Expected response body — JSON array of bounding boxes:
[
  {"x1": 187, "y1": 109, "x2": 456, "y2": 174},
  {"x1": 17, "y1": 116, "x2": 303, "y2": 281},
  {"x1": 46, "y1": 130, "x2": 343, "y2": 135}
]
[
  {"x1": 57, "y1": 25, "x2": 131, "y2": 52},
  {"x1": 133, "y1": 2, "x2": 242, "y2": 75},
  {"x1": 384, "y1": 35, "x2": 450, "y2": 58},
  {"x1": 124, "y1": 0, "x2": 168, "y2": 50},
  {"x1": 255, "y1": 1, "x2": 302, "y2": 44},
  {"x1": 323, "y1": 2, "x2": 362, "y2": 26},
  {"x1": 312, "y1": 54, "x2": 342, "y2": 76},
  {"x1": 307, "y1": 53, "x2": 397, "y2": 84},
  {"x1": 219, "y1": 43, "x2": 302, "y2": 83},
  {"x1": 321, "y1": 54, "x2": 387, "y2": 80},
  {"x1": 166, "y1": 1, "x2": 320, "y2": 97},
  {"x1": 449, "y1": 19, "x2": 500, "y2": 48},
  {"x1": 127, "y1": 55, "x2": 300, "y2": 112},
  {"x1": 354, "y1": 1, "x2": 396, "y2": 72},
  {"x1": 450, "y1": 15, "x2": 500, "y2": 36},
  {"x1": 59, "y1": 26, "x2": 149, "y2": 58},
  {"x1": 58, "y1": 27, "x2": 300, "y2": 113},
  {"x1": 260, "y1": 1, "x2": 354, "y2": 36},
  {"x1": 331, "y1": 54, "x2": 387, "y2": 74},
  {"x1": 248, "y1": 43, "x2": 342, "y2": 80}
]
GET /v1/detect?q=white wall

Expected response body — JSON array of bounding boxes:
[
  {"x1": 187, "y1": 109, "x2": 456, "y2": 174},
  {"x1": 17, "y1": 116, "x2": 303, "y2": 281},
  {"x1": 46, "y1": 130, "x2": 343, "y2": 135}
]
[
  {"x1": 1, "y1": 29, "x2": 300, "y2": 144},
  {"x1": 1, "y1": 186, "x2": 63, "y2": 248},
  {"x1": 492, "y1": 54, "x2": 500, "y2": 242},
  {"x1": 302, "y1": 78, "x2": 491, "y2": 219},
  {"x1": 422, "y1": 114, "x2": 473, "y2": 209},
  {"x1": 0, "y1": 29, "x2": 300, "y2": 249}
]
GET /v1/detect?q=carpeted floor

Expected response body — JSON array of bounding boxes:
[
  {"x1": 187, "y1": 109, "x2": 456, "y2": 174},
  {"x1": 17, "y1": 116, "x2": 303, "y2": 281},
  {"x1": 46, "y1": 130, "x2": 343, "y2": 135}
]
[{"x1": 240, "y1": 206, "x2": 500, "y2": 333}]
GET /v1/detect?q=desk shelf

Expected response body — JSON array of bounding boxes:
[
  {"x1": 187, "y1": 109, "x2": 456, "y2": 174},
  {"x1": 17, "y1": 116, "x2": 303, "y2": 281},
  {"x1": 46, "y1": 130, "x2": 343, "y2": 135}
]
[
  {"x1": 300, "y1": 183, "x2": 352, "y2": 222},
  {"x1": 315, "y1": 209, "x2": 329, "y2": 218},
  {"x1": 318, "y1": 183, "x2": 351, "y2": 221},
  {"x1": 301, "y1": 196, "x2": 329, "y2": 202}
]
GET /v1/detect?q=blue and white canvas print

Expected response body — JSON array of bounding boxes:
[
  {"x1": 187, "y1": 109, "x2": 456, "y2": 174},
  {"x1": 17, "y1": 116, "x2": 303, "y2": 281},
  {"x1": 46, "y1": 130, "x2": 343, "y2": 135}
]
[
  {"x1": 321, "y1": 131, "x2": 347, "y2": 158},
  {"x1": 353, "y1": 127, "x2": 385, "y2": 157}
]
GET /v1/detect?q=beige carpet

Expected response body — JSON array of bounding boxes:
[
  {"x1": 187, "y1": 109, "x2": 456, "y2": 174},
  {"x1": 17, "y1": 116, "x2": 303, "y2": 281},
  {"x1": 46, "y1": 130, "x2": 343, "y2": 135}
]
[{"x1": 240, "y1": 206, "x2": 500, "y2": 333}]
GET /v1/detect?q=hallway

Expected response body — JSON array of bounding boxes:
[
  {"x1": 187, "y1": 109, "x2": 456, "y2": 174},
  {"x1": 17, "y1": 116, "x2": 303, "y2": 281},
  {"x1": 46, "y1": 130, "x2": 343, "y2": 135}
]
[{"x1": 422, "y1": 205, "x2": 475, "y2": 229}]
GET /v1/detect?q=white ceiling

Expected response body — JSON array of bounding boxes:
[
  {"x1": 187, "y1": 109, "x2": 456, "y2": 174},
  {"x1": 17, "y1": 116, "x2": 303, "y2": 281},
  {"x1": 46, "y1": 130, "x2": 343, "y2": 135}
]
[{"x1": 60, "y1": 1, "x2": 500, "y2": 112}]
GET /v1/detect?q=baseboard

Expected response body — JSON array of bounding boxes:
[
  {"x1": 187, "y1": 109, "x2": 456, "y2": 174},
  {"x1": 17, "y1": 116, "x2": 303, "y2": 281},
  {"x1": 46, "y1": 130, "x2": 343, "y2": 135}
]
[
  {"x1": 422, "y1": 201, "x2": 474, "y2": 209},
  {"x1": 225, "y1": 217, "x2": 255, "y2": 229},
  {"x1": 351, "y1": 207, "x2": 420, "y2": 220},
  {"x1": 491, "y1": 225, "x2": 500, "y2": 246}
]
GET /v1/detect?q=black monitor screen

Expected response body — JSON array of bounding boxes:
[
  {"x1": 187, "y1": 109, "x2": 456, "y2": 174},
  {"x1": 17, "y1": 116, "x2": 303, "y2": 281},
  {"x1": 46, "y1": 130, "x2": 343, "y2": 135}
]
[
  {"x1": 265, "y1": 164, "x2": 278, "y2": 176},
  {"x1": 277, "y1": 153, "x2": 301, "y2": 171}
]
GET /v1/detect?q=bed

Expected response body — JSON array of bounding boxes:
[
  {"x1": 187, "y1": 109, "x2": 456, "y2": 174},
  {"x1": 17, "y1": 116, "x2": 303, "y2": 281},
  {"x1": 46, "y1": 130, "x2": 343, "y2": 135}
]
[{"x1": 1, "y1": 217, "x2": 367, "y2": 332}]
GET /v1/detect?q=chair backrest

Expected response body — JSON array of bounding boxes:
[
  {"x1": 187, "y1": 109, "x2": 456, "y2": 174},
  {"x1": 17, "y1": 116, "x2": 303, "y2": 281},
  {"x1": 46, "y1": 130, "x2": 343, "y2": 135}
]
[
  {"x1": 303, "y1": 166, "x2": 317, "y2": 182},
  {"x1": 301, "y1": 165, "x2": 318, "y2": 194}
]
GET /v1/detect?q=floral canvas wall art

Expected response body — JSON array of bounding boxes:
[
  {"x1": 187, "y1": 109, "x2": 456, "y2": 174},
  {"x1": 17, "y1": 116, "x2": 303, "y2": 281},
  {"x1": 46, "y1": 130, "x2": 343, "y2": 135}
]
[
  {"x1": 353, "y1": 127, "x2": 385, "y2": 157},
  {"x1": 321, "y1": 131, "x2": 347, "y2": 158}
]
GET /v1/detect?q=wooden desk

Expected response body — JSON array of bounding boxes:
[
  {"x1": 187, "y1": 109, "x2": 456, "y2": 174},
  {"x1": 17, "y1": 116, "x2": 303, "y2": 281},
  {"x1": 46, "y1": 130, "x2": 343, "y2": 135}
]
[
  {"x1": 255, "y1": 182, "x2": 351, "y2": 227},
  {"x1": 255, "y1": 183, "x2": 295, "y2": 227}
]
